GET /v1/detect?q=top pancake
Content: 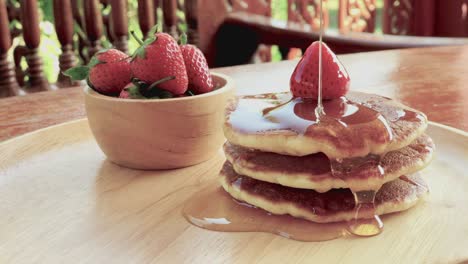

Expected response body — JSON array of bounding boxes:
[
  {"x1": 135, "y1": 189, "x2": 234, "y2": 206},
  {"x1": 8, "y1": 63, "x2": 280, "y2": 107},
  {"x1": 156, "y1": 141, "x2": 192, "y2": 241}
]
[{"x1": 224, "y1": 92, "x2": 427, "y2": 158}]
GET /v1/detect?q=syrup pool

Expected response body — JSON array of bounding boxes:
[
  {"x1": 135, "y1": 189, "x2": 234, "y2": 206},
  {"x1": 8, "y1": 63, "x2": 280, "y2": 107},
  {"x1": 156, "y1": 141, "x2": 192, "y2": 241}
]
[{"x1": 183, "y1": 183, "x2": 350, "y2": 242}]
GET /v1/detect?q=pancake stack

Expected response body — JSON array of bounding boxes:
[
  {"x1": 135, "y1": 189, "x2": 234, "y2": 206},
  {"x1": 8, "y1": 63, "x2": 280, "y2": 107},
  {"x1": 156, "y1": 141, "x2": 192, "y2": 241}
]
[{"x1": 220, "y1": 91, "x2": 434, "y2": 224}]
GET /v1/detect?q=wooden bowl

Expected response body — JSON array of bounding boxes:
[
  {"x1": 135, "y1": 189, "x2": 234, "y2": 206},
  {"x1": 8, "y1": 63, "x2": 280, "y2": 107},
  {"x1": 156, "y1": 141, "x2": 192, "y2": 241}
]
[{"x1": 84, "y1": 72, "x2": 235, "y2": 170}]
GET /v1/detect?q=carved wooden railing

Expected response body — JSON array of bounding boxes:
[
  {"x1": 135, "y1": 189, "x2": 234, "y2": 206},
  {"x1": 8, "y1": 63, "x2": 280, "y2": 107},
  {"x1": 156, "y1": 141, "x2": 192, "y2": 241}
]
[
  {"x1": 0, "y1": 0, "x2": 467, "y2": 98},
  {"x1": 287, "y1": 0, "x2": 329, "y2": 30},
  {"x1": 339, "y1": 0, "x2": 376, "y2": 33},
  {"x1": 0, "y1": 0, "x2": 195, "y2": 98}
]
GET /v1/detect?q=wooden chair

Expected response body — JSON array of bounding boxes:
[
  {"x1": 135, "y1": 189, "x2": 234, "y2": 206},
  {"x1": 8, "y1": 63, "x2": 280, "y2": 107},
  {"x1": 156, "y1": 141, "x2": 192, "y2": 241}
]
[{"x1": 199, "y1": 0, "x2": 468, "y2": 66}]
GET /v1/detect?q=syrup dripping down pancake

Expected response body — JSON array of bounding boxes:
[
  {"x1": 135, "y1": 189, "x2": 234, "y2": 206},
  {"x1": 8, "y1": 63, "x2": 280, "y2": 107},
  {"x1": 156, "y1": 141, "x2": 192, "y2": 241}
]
[
  {"x1": 224, "y1": 134, "x2": 434, "y2": 192},
  {"x1": 223, "y1": 92, "x2": 427, "y2": 158},
  {"x1": 220, "y1": 162, "x2": 428, "y2": 223}
]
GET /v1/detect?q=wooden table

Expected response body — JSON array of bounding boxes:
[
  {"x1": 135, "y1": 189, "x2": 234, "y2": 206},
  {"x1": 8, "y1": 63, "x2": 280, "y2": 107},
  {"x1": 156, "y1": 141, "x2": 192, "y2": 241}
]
[
  {"x1": 1, "y1": 46, "x2": 468, "y2": 263},
  {"x1": 1, "y1": 45, "x2": 467, "y2": 142}
]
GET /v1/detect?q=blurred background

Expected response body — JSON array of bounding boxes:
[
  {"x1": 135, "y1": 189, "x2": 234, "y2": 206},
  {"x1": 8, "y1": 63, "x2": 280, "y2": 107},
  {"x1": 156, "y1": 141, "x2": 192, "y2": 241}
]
[
  {"x1": 10, "y1": 0, "x2": 388, "y2": 83},
  {"x1": 1, "y1": 0, "x2": 467, "y2": 97}
]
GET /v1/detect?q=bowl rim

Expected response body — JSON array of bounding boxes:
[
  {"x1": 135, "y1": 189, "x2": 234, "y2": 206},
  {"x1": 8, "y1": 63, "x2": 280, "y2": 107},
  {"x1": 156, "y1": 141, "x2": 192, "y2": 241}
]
[{"x1": 84, "y1": 72, "x2": 235, "y2": 103}]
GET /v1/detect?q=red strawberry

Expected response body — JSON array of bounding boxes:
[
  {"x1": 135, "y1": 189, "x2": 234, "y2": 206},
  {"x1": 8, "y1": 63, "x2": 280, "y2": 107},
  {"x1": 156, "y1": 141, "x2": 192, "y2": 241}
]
[
  {"x1": 130, "y1": 30, "x2": 188, "y2": 95},
  {"x1": 119, "y1": 89, "x2": 130, "y2": 99},
  {"x1": 64, "y1": 49, "x2": 131, "y2": 95},
  {"x1": 179, "y1": 34, "x2": 213, "y2": 94},
  {"x1": 119, "y1": 83, "x2": 132, "y2": 98},
  {"x1": 290, "y1": 41, "x2": 350, "y2": 99},
  {"x1": 118, "y1": 82, "x2": 145, "y2": 99}
]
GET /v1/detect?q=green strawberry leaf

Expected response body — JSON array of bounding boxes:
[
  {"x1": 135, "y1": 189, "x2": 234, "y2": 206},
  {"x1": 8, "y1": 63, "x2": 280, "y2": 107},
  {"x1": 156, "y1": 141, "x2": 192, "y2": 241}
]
[
  {"x1": 126, "y1": 85, "x2": 146, "y2": 99},
  {"x1": 130, "y1": 28, "x2": 159, "y2": 60},
  {"x1": 88, "y1": 55, "x2": 106, "y2": 68},
  {"x1": 179, "y1": 33, "x2": 187, "y2": 45},
  {"x1": 133, "y1": 45, "x2": 147, "y2": 60},
  {"x1": 132, "y1": 36, "x2": 157, "y2": 60},
  {"x1": 185, "y1": 90, "x2": 195, "y2": 96},
  {"x1": 63, "y1": 66, "x2": 90, "y2": 81},
  {"x1": 147, "y1": 24, "x2": 160, "y2": 38}
]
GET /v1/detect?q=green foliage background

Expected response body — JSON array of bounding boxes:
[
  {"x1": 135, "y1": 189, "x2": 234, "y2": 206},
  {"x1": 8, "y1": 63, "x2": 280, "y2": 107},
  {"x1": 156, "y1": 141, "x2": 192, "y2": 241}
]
[{"x1": 24, "y1": 0, "x2": 382, "y2": 82}]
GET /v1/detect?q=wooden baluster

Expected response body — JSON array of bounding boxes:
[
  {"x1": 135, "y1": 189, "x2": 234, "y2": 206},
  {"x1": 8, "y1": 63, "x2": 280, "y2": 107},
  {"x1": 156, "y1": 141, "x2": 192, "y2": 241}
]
[
  {"x1": 162, "y1": 0, "x2": 178, "y2": 37},
  {"x1": 110, "y1": 0, "x2": 128, "y2": 53},
  {"x1": 101, "y1": 1, "x2": 113, "y2": 44},
  {"x1": 287, "y1": 1, "x2": 302, "y2": 23},
  {"x1": 83, "y1": 0, "x2": 103, "y2": 59},
  {"x1": 53, "y1": 0, "x2": 79, "y2": 87},
  {"x1": 0, "y1": 0, "x2": 20, "y2": 97},
  {"x1": 184, "y1": 0, "x2": 198, "y2": 45},
  {"x1": 72, "y1": 0, "x2": 83, "y2": 27},
  {"x1": 138, "y1": 0, "x2": 155, "y2": 37},
  {"x1": 20, "y1": 0, "x2": 49, "y2": 92},
  {"x1": 6, "y1": 1, "x2": 22, "y2": 39},
  {"x1": 71, "y1": 0, "x2": 87, "y2": 62}
]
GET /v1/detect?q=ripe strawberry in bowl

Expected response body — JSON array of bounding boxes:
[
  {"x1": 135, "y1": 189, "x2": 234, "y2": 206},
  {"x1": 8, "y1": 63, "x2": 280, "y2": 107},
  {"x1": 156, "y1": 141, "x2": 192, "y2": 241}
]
[
  {"x1": 179, "y1": 34, "x2": 214, "y2": 94},
  {"x1": 130, "y1": 29, "x2": 189, "y2": 96},
  {"x1": 64, "y1": 49, "x2": 132, "y2": 95},
  {"x1": 79, "y1": 28, "x2": 235, "y2": 170},
  {"x1": 84, "y1": 72, "x2": 234, "y2": 170}
]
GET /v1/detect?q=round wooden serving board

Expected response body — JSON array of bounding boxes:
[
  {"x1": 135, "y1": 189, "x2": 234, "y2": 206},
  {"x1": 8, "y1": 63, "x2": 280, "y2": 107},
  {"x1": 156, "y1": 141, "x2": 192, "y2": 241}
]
[{"x1": 0, "y1": 119, "x2": 467, "y2": 264}]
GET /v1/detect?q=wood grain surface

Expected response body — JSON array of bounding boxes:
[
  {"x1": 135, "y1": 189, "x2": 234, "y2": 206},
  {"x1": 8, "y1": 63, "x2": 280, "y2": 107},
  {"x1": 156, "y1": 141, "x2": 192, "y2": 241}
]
[
  {"x1": 0, "y1": 46, "x2": 467, "y2": 143},
  {"x1": 0, "y1": 120, "x2": 467, "y2": 263}
]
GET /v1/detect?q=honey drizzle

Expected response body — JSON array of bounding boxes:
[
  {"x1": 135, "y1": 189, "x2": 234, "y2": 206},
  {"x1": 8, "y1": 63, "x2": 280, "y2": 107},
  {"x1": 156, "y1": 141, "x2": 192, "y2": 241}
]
[
  {"x1": 314, "y1": 0, "x2": 383, "y2": 236},
  {"x1": 315, "y1": 0, "x2": 324, "y2": 118}
]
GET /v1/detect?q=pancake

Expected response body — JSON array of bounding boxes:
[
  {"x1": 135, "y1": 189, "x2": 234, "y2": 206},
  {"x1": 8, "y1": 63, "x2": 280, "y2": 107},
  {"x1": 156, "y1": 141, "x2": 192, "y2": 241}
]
[
  {"x1": 224, "y1": 134, "x2": 435, "y2": 192},
  {"x1": 224, "y1": 92, "x2": 427, "y2": 158},
  {"x1": 220, "y1": 162, "x2": 429, "y2": 223}
]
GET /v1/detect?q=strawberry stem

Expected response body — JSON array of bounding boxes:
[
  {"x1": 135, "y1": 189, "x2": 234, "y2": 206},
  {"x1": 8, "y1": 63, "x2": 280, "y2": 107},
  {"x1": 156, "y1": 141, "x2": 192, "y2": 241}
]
[
  {"x1": 147, "y1": 76, "x2": 175, "y2": 90},
  {"x1": 130, "y1": 31, "x2": 144, "y2": 45}
]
